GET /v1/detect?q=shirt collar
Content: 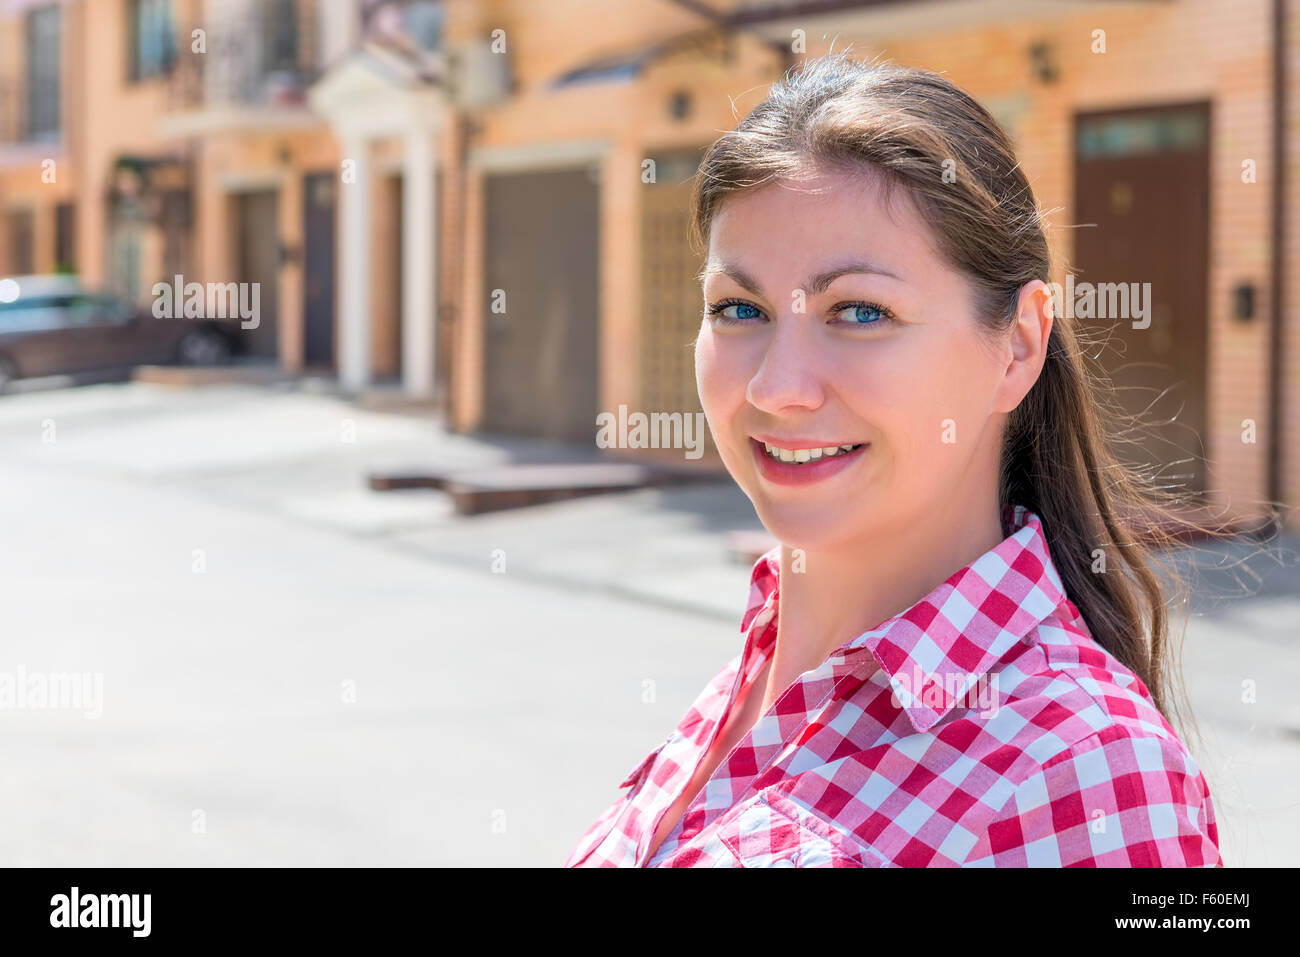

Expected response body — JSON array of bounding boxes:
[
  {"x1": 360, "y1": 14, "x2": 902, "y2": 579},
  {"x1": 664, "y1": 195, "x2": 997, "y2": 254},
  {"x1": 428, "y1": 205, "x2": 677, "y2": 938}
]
[{"x1": 739, "y1": 503, "x2": 1069, "y2": 734}]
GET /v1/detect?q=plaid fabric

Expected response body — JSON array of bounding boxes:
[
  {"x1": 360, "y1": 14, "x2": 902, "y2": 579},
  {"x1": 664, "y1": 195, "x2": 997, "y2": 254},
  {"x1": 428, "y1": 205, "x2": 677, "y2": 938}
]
[{"x1": 565, "y1": 504, "x2": 1222, "y2": 867}]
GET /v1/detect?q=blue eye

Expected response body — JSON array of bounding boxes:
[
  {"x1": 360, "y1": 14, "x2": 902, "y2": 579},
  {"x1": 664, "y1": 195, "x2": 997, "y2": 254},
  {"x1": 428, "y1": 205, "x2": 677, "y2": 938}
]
[
  {"x1": 834, "y1": 302, "x2": 892, "y2": 325},
  {"x1": 705, "y1": 298, "x2": 896, "y2": 327},
  {"x1": 706, "y1": 300, "x2": 765, "y2": 324}
]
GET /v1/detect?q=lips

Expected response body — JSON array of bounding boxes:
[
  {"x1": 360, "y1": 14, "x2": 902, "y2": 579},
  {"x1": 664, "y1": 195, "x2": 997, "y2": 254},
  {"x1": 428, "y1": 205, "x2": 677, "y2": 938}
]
[
  {"x1": 758, "y1": 441, "x2": 865, "y2": 464},
  {"x1": 749, "y1": 436, "x2": 869, "y2": 487}
]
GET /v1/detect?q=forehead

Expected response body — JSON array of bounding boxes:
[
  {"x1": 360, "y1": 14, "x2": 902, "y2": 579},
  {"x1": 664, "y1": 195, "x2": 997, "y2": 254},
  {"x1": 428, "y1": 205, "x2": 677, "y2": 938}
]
[{"x1": 705, "y1": 167, "x2": 935, "y2": 276}]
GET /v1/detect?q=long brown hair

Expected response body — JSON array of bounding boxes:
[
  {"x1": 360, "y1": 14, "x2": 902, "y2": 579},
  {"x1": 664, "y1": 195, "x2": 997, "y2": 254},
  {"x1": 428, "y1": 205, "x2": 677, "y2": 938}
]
[{"x1": 689, "y1": 52, "x2": 1275, "y2": 754}]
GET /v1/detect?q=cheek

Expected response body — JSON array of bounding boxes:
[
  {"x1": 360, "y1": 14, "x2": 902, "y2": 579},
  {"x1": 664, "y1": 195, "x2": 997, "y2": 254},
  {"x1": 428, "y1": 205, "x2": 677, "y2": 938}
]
[
  {"x1": 694, "y1": 325, "x2": 744, "y2": 419},
  {"x1": 886, "y1": 333, "x2": 997, "y2": 457},
  {"x1": 835, "y1": 340, "x2": 968, "y2": 464},
  {"x1": 832, "y1": 347, "x2": 920, "y2": 436}
]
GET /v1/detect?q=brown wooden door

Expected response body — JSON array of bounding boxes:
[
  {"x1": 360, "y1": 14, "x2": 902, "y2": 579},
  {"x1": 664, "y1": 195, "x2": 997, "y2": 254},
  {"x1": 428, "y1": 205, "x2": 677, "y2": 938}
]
[
  {"x1": 482, "y1": 166, "x2": 599, "y2": 441},
  {"x1": 302, "y1": 172, "x2": 336, "y2": 369},
  {"x1": 236, "y1": 189, "x2": 280, "y2": 360},
  {"x1": 1073, "y1": 103, "x2": 1211, "y2": 497},
  {"x1": 5, "y1": 210, "x2": 34, "y2": 275}
]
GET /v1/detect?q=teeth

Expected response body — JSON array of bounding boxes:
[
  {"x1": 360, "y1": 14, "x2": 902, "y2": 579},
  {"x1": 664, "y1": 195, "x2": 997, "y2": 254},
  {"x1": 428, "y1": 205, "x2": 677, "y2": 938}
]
[{"x1": 761, "y1": 442, "x2": 862, "y2": 464}]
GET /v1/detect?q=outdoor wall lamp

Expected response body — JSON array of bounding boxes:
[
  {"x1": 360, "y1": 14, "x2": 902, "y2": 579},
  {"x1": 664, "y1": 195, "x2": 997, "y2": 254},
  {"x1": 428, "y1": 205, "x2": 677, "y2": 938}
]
[
  {"x1": 669, "y1": 90, "x2": 691, "y2": 121},
  {"x1": 1028, "y1": 41, "x2": 1058, "y2": 85},
  {"x1": 1233, "y1": 281, "x2": 1256, "y2": 322}
]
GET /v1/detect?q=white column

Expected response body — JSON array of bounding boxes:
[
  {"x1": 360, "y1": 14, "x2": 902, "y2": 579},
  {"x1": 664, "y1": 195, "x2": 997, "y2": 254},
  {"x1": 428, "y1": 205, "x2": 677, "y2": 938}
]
[
  {"x1": 317, "y1": 0, "x2": 360, "y2": 65},
  {"x1": 338, "y1": 133, "x2": 371, "y2": 392},
  {"x1": 402, "y1": 129, "x2": 436, "y2": 398}
]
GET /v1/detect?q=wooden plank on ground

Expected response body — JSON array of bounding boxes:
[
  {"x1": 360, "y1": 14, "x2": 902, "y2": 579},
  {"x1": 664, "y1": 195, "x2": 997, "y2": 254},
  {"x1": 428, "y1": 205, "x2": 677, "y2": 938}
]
[{"x1": 368, "y1": 461, "x2": 720, "y2": 514}]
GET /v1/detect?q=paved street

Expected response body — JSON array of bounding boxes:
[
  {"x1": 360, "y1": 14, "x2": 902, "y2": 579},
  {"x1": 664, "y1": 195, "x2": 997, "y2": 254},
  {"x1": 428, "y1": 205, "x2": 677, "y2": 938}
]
[{"x1": 0, "y1": 379, "x2": 1295, "y2": 866}]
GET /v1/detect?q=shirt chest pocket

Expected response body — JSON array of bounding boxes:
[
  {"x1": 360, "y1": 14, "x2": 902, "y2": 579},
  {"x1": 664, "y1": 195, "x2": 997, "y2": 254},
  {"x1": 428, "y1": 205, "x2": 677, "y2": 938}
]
[{"x1": 713, "y1": 790, "x2": 889, "y2": 868}]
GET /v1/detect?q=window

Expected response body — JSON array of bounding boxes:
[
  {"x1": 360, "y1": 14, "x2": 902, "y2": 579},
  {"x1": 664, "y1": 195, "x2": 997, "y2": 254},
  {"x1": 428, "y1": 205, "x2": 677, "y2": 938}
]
[
  {"x1": 403, "y1": 1, "x2": 445, "y2": 52},
  {"x1": 60, "y1": 296, "x2": 104, "y2": 327},
  {"x1": 26, "y1": 5, "x2": 60, "y2": 139},
  {"x1": 108, "y1": 224, "x2": 143, "y2": 301},
  {"x1": 96, "y1": 296, "x2": 137, "y2": 324},
  {"x1": 0, "y1": 297, "x2": 67, "y2": 333},
  {"x1": 261, "y1": 0, "x2": 301, "y2": 74},
  {"x1": 62, "y1": 295, "x2": 132, "y2": 326},
  {"x1": 5, "y1": 210, "x2": 35, "y2": 275},
  {"x1": 128, "y1": 0, "x2": 176, "y2": 82},
  {"x1": 365, "y1": 1, "x2": 444, "y2": 53},
  {"x1": 1076, "y1": 109, "x2": 1208, "y2": 159},
  {"x1": 55, "y1": 203, "x2": 76, "y2": 273}
]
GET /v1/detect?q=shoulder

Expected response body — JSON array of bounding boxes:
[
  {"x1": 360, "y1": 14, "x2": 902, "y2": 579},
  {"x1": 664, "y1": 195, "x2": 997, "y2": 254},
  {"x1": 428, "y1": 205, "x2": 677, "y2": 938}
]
[
  {"x1": 961, "y1": 604, "x2": 1220, "y2": 865},
  {"x1": 994, "y1": 602, "x2": 1187, "y2": 751},
  {"x1": 962, "y1": 722, "x2": 1221, "y2": 866},
  {"x1": 815, "y1": 602, "x2": 1219, "y2": 866}
]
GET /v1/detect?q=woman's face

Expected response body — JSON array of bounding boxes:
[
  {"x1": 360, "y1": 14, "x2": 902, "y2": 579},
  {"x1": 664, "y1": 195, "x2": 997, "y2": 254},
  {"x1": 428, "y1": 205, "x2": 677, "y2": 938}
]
[{"x1": 695, "y1": 167, "x2": 1017, "y2": 551}]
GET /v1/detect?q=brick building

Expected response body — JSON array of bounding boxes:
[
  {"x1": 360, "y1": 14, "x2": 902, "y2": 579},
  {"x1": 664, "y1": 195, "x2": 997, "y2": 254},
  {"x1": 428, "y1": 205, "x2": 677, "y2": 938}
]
[{"x1": 0, "y1": 0, "x2": 1296, "y2": 528}]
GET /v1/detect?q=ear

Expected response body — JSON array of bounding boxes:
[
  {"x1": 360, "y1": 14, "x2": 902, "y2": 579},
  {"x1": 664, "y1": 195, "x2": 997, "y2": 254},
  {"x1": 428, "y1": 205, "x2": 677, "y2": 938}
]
[{"x1": 993, "y1": 279, "x2": 1054, "y2": 415}]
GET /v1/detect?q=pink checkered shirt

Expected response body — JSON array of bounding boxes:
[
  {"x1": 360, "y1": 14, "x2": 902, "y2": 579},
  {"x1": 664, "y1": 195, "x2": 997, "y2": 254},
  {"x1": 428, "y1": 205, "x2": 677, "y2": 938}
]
[{"x1": 565, "y1": 504, "x2": 1222, "y2": 867}]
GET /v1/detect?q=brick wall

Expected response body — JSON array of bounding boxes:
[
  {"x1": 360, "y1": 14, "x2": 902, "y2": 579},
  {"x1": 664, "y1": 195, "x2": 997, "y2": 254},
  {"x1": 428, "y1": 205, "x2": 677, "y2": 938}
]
[{"x1": 446, "y1": 0, "x2": 1292, "y2": 526}]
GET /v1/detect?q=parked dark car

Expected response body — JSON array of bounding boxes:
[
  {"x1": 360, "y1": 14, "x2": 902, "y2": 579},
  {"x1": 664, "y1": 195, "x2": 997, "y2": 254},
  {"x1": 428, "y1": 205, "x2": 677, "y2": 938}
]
[{"x1": 0, "y1": 275, "x2": 237, "y2": 392}]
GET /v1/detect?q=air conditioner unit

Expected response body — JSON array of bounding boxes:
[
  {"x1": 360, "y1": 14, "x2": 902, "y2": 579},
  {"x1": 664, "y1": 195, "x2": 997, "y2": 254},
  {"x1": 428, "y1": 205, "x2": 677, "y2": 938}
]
[{"x1": 449, "y1": 36, "x2": 512, "y2": 109}]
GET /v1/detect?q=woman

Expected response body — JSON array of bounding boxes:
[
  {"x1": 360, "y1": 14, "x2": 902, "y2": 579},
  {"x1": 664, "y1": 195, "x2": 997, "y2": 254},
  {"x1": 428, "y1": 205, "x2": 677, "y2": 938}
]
[{"x1": 566, "y1": 53, "x2": 1224, "y2": 867}]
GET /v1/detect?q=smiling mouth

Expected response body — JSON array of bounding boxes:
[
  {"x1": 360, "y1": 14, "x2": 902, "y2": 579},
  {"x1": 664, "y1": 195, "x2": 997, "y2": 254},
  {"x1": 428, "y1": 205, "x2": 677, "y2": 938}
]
[{"x1": 760, "y1": 441, "x2": 866, "y2": 465}]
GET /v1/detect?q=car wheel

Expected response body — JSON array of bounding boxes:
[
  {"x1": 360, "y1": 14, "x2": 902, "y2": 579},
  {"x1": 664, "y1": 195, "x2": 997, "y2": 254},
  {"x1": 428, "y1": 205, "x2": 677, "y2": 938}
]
[
  {"x1": 0, "y1": 356, "x2": 16, "y2": 394},
  {"x1": 176, "y1": 329, "x2": 231, "y2": 366}
]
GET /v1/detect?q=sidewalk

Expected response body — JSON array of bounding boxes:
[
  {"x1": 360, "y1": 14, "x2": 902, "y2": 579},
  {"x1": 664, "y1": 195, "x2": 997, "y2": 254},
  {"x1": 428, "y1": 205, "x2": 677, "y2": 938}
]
[{"x1": 1, "y1": 377, "x2": 1294, "y2": 865}]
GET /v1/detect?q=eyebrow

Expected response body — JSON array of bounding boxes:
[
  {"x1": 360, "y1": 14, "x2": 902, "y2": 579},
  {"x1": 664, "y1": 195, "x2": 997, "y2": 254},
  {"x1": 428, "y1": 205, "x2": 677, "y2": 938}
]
[{"x1": 699, "y1": 258, "x2": 904, "y2": 296}]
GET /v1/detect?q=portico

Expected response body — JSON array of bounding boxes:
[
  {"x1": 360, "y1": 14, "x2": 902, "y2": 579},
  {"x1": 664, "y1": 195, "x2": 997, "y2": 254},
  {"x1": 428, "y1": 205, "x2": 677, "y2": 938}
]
[{"x1": 308, "y1": 49, "x2": 445, "y2": 398}]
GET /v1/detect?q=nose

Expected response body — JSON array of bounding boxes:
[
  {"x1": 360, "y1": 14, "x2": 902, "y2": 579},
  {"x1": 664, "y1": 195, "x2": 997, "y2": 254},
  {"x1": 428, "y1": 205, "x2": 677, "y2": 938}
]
[{"x1": 745, "y1": 316, "x2": 827, "y2": 414}]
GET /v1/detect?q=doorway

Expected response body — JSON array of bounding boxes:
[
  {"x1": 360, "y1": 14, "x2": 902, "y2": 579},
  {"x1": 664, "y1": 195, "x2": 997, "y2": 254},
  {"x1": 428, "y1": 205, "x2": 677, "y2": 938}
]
[
  {"x1": 234, "y1": 189, "x2": 280, "y2": 360},
  {"x1": 481, "y1": 165, "x2": 599, "y2": 441},
  {"x1": 302, "y1": 173, "x2": 336, "y2": 369},
  {"x1": 1073, "y1": 103, "x2": 1211, "y2": 497}
]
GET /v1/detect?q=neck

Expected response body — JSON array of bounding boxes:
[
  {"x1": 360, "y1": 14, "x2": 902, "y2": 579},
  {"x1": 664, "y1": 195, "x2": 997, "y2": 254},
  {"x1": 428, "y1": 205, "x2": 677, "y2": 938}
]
[{"x1": 762, "y1": 490, "x2": 1006, "y2": 715}]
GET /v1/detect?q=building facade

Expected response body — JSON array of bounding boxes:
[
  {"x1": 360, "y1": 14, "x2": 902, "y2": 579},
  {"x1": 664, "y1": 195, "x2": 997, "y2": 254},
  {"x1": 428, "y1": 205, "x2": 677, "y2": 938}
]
[{"x1": 0, "y1": 0, "x2": 1297, "y2": 529}]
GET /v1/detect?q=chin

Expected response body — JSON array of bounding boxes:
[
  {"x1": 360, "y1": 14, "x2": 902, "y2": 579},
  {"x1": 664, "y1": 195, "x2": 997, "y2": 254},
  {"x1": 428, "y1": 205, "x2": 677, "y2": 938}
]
[{"x1": 755, "y1": 504, "x2": 860, "y2": 553}]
